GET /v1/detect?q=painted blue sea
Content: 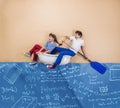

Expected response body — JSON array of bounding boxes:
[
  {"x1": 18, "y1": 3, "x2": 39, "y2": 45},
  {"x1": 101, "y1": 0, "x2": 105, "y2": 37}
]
[{"x1": 0, "y1": 62, "x2": 120, "y2": 108}]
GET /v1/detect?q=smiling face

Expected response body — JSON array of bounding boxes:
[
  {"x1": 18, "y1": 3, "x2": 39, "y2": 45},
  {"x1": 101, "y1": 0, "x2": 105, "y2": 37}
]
[
  {"x1": 75, "y1": 31, "x2": 82, "y2": 39},
  {"x1": 75, "y1": 33, "x2": 81, "y2": 39},
  {"x1": 49, "y1": 36, "x2": 55, "y2": 42}
]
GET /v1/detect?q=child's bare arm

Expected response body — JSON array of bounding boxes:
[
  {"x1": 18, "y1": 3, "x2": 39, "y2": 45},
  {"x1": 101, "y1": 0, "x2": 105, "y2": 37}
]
[
  {"x1": 78, "y1": 46, "x2": 88, "y2": 59},
  {"x1": 60, "y1": 36, "x2": 70, "y2": 45},
  {"x1": 81, "y1": 46, "x2": 85, "y2": 55},
  {"x1": 80, "y1": 46, "x2": 86, "y2": 56}
]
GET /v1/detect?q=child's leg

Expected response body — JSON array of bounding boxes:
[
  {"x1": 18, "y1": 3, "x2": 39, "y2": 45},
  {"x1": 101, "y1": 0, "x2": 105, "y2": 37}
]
[
  {"x1": 29, "y1": 44, "x2": 42, "y2": 54},
  {"x1": 33, "y1": 49, "x2": 41, "y2": 61},
  {"x1": 33, "y1": 53, "x2": 38, "y2": 61},
  {"x1": 31, "y1": 44, "x2": 43, "y2": 61},
  {"x1": 33, "y1": 48, "x2": 46, "y2": 61},
  {"x1": 53, "y1": 49, "x2": 75, "y2": 66},
  {"x1": 51, "y1": 47, "x2": 68, "y2": 54}
]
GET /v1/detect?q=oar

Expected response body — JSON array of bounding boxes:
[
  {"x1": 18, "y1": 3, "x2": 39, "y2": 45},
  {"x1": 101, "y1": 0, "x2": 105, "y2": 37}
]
[{"x1": 63, "y1": 42, "x2": 107, "y2": 74}]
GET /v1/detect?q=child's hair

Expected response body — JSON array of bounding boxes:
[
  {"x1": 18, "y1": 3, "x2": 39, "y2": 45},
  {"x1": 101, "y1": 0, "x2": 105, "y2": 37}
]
[
  {"x1": 49, "y1": 33, "x2": 62, "y2": 46},
  {"x1": 75, "y1": 30, "x2": 82, "y2": 37}
]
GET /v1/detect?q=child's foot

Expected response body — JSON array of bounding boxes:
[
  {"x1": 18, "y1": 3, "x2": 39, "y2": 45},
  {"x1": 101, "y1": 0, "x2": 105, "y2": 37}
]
[
  {"x1": 29, "y1": 61, "x2": 38, "y2": 65},
  {"x1": 47, "y1": 65, "x2": 56, "y2": 69},
  {"x1": 24, "y1": 52, "x2": 31, "y2": 57}
]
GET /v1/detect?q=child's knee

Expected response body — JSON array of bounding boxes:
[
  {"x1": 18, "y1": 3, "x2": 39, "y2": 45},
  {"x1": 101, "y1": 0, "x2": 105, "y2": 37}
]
[
  {"x1": 59, "y1": 52, "x2": 66, "y2": 56},
  {"x1": 34, "y1": 44, "x2": 41, "y2": 48}
]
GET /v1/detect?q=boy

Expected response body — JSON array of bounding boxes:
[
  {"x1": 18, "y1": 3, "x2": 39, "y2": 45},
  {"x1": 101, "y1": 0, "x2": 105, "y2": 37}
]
[{"x1": 47, "y1": 30, "x2": 86, "y2": 69}]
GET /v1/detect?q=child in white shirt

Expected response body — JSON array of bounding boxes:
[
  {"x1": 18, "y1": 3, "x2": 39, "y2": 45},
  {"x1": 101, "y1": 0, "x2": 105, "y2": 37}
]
[{"x1": 47, "y1": 30, "x2": 86, "y2": 69}]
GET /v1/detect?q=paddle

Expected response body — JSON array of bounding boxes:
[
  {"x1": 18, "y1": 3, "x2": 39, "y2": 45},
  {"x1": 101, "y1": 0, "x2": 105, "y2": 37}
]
[{"x1": 63, "y1": 42, "x2": 107, "y2": 74}]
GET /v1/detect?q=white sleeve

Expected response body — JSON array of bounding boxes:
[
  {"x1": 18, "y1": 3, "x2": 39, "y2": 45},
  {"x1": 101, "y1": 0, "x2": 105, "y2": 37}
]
[{"x1": 70, "y1": 36, "x2": 74, "y2": 41}]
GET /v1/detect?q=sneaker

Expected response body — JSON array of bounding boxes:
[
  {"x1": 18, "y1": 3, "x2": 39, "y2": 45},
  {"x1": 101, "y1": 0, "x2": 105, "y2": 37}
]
[
  {"x1": 24, "y1": 52, "x2": 31, "y2": 57},
  {"x1": 29, "y1": 61, "x2": 38, "y2": 65},
  {"x1": 47, "y1": 65, "x2": 56, "y2": 69}
]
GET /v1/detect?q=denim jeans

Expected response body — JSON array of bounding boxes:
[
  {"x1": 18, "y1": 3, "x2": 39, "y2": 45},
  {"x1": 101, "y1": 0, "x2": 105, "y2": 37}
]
[{"x1": 51, "y1": 47, "x2": 76, "y2": 66}]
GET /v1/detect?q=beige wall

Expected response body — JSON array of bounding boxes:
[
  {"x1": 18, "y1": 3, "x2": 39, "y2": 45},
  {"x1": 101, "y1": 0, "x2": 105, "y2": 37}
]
[{"x1": 0, "y1": 0, "x2": 120, "y2": 62}]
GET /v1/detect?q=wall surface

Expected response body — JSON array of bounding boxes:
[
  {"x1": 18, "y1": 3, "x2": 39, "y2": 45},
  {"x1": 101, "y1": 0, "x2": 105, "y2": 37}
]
[{"x1": 0, "y1": 0, "x2": 120, "y2": 62}]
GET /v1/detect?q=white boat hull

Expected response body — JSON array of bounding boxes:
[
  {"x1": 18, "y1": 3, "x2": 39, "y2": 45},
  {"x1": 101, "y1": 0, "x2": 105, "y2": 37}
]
[{"x1": 37, "y1": 53, "x2": 71, "y2": 65}]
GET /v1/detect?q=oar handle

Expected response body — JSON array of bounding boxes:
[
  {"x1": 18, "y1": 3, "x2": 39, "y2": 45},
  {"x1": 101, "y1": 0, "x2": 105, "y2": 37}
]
[
  {"x1": 62, "y1": 41, "x2": 92, "y2": 62},
  {"x1": 77, "y1": 52, "x2": 92, "y2": 62}
]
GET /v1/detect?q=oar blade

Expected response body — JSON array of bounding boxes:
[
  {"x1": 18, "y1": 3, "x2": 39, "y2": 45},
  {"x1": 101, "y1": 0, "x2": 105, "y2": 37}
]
[{"x1": 90, "y1": 61, "x2": 107, "y2": 74}]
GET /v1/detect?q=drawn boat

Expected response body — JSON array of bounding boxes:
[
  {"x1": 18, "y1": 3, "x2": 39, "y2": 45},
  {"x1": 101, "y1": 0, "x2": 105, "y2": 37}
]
[{"x1": 37, "y1": 53, "x2": 71, "y2": 65}]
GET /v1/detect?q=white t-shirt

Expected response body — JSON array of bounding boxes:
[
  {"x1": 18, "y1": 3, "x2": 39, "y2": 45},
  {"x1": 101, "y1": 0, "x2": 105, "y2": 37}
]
[{"x1": 69, "y1": 36, "x2": 84, "y2": 53}]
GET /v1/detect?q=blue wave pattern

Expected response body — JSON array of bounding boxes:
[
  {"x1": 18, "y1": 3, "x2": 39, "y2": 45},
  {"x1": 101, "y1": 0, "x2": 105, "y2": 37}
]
[{"x1": 0, "y1": 62, "x2": 120, "y2": 108}]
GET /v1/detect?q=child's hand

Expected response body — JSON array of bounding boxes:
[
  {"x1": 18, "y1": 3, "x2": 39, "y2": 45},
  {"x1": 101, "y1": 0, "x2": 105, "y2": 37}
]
[
  {"x1": 84, "y1": 56, "x2": 88, "y2": 59},
  {"x1": 60, "y1": 36, "x2": 67, "y2": 42},
  {"x1": 64, "y1": 36, "x2": 70, "y2": 40},
  {"x1": 44, "y1": 51, "x2": 50, "y2": 54}
]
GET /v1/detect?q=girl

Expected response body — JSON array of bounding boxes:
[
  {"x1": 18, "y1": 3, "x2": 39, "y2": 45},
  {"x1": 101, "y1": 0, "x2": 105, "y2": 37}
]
[
  {"x1": 47, "y1": 30, "x2": 86, "y2": 69},
  {"x1": 24, "y1": 33, "x2": 60, "y2": 65}
]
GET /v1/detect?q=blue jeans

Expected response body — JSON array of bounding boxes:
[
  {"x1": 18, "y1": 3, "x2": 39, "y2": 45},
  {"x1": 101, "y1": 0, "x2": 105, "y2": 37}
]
[{"x1": 51, "y1": 47, "x2": 76, "y2": 66}]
